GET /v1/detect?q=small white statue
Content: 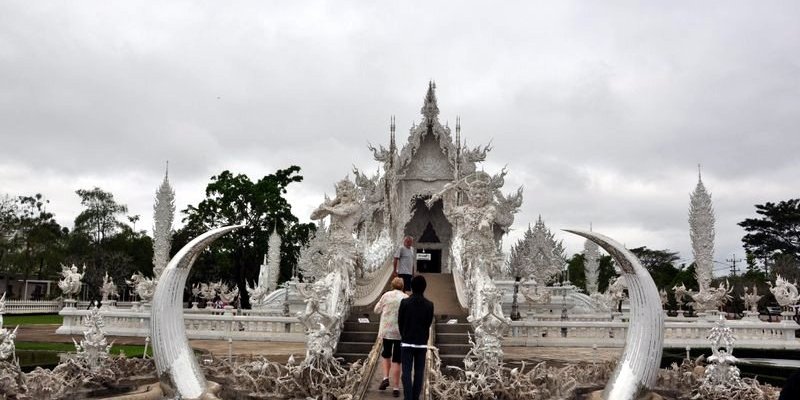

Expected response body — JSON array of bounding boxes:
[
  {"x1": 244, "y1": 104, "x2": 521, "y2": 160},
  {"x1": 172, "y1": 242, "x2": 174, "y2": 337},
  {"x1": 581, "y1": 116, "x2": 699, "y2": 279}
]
[
  {"x1": 691, "y1": 280, "x2": 733, "y2": 312},
  {"x1": 57, "y1": 264, "x2": 85, "y2": 298},
  {"x1": 0, "y1": 293, "x2": 19, "y2": 361},
  {"x1": 700, "y1": 315, "x2": 742, "y2": 390},
  {"x1": 126, "y1": 272, "x2": 156, "y2": 302},
  {"x1": 73, "y1": 303, "x2": 113, "y2": 370},
  {"x1": 218, "y1": 282, "x2": 239, "y2": 305},
  {"x1": 769, "y1": 275, "x2": 800, "y2": 308},
  {"x1": 100, "y1": 272, "x2": 118, "y2": 302},
  {"x1": 742, "y1": 286, "x2": 763, "y2": 313},
  {"x1": 659, "y1": 288, "x2": 669, "y2": 309}
]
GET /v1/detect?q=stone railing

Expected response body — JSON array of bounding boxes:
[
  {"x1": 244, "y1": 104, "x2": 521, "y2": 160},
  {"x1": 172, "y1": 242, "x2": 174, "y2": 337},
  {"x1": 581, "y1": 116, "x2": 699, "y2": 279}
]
[
  {"x1": 506, "y1": 319, "x2": 800, "y2": 349},
  {"x1": 56, "y1": 307, "x2": 305, "y2": 342},
  {"x1": 353, "y1": 260, "x2": 394, "y2": 307},
  {"x1": 3, "y1": 299, "x2": 62, "y2": 314}
]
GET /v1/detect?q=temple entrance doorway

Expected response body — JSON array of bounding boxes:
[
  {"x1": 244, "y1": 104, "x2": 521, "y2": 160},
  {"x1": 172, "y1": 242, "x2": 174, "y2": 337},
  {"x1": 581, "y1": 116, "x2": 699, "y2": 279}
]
[{"x1": 404, "y1": 197, "x2": 452, "y2": 273}]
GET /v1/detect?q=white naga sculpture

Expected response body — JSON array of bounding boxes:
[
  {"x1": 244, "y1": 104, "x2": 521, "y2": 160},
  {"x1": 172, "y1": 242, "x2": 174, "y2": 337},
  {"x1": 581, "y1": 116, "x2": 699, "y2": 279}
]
[
  {"x1": 58, "y1": 264, "x2": 85, "y2": 299},
  {"x1": 73, "y1": 303, "x2": 113, "y2": 371},
  {"x1": 126, "y1": 272, "x2": 156, "y2": 303},
  {"x1": 247, "y1": 227, "x2": 281, "y2": 308},
  {"x1": 152, "y1": 163, "x2": 175, "y2": 280},
  {"x1": 689, "y1": 169, "x2": 718, "y2": 312},
  {"x1": 151, "y1": 225, "x2": 242, "y2": 399},
  {"x1": 566, "y1": 230, "x2": 664, "y2": 400},
  {"x1": 0, "y1": 293, "x2": 18, "y2": 361},
  {"x1": 100, "y1": 272, "x2": 118, "y2": 305},
  {"x1": 769, "y1": 275, "x2": 800, "y2": 310}
]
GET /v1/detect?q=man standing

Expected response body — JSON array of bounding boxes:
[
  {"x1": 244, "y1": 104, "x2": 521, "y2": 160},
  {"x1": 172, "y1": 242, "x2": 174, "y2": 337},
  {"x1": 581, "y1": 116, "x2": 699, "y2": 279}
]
[
  {"x1": 398, "y1": 275, "x2": 434, "y2": 400},
  {"x1": 394, "y1": 236, "x2": 415, "y2": 292}
]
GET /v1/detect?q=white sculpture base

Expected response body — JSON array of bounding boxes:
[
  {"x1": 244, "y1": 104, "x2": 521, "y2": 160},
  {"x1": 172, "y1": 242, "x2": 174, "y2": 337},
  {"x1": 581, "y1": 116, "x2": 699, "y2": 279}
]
[
  {"x1": 781, "y1": 311, "x2": 797, "y2": 325},
  {"x1": 63, "y1": 299, "x2": 77, "y2": 309},
  {"x1": 130, "y1": 301, "x2": 140, "y2": 312},
  {"x1": 742, "y1": 311, "x2": 761, "y2": 322},
  {"x1": 100, "y1": 300, "x2": 116, "y2": 309},
  {"x1": 191, "y1": 301, "x2": 199, "y2": 310},
  {"x1": 698, "y1": 310, "x2": 720, "y2": 322}
]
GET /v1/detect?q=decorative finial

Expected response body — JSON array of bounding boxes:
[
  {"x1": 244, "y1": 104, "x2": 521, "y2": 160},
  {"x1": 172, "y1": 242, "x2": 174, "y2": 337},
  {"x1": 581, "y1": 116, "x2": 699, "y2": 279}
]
[
  {"x1": 589, "y1": 222, "x2": 593, "y2": 232},
  {"x1": 698, "y1": 163, "x2": 702, "y2": 182},
  {"x1": 421, "y1": 81, "x2": 439, "y2": 120}
]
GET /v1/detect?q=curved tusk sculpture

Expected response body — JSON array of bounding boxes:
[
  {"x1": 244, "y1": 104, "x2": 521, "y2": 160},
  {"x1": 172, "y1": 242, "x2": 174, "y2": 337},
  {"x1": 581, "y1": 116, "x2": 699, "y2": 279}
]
[
  {"x1": 151, "y1": 224, "x2": 243, "y2": 399},
  {"x1": 564, "y1": 229, "x2": 664, "y2": 400}
]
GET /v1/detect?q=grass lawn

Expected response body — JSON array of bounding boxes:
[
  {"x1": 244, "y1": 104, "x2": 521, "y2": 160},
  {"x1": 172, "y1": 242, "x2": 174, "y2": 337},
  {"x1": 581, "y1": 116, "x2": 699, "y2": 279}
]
[
  {"x1": 15, "y1": 341, "x2": 152, "y2": 358},
  {"x1": 2, "y1": 314, "x2": 63, "y2": 326}
]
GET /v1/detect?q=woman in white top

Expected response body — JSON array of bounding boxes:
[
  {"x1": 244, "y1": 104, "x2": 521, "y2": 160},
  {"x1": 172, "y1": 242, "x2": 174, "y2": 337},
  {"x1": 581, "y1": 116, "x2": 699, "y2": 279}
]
[{"x1": 374, "y1": 277, "x2": 408, "y2": 396}]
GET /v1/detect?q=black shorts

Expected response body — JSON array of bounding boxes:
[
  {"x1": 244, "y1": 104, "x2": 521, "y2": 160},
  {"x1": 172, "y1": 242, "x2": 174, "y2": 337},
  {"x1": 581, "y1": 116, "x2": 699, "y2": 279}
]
[
  {"x1": 398, "y1": 274, "x2": 412, "y2": 292},
  {"x1": 381, "y1": 338, "x2": 401, "y2": 363}
]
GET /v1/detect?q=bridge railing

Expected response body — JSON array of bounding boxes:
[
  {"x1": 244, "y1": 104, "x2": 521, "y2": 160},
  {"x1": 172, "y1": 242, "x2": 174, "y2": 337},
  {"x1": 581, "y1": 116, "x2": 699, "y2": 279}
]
[
  {"x1": 56, "y1": 307, "x2": 305, "y2": 342},
  {"x1": 506, "y1": 319, "x2": 800, "y2": 349},
  {"x1": 3, "y1": 300, "x2": 62, "y2": 314}
]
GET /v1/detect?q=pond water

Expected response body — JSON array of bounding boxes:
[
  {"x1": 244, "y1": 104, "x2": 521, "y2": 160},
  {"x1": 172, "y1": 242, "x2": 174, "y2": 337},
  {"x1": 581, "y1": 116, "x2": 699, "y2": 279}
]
[{"x1": 16, "y1": 350, "x2": 60, "y2": 372}]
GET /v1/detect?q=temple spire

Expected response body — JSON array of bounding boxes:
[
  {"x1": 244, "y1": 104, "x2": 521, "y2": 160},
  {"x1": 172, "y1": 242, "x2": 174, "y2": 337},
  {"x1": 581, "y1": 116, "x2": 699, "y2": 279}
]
[{"x1": 421, "y1": 81, "x2": 439, "y2": 120}]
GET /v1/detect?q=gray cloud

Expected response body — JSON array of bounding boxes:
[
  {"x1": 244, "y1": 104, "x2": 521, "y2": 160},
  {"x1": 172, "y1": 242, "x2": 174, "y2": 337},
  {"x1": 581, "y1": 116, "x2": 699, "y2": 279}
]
[{"x1": 1, "y1": 1, "x2": 799, "y2": 272}]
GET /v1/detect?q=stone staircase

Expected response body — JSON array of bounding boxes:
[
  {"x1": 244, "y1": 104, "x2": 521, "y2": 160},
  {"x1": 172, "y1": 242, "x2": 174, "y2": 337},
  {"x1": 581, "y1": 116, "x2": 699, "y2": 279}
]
[
  {"x1": 435, "y1": 318, "x2": 472, "y2": 369},
  {"x1": 334, "y1": 307, "x2": 380, "y2": 365}
]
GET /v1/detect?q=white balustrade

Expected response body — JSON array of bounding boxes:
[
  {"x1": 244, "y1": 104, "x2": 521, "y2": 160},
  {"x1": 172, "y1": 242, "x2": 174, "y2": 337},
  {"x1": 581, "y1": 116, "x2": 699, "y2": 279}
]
[
  {"x1": 56, "y1": 307, "x2": 305, "y2": 342},
  {"x1": 506, "y1": 318, "x2": 800, "y2": 349},
  {"x1": 3, "y1": 299, "x2": 62, "y2": 314}
]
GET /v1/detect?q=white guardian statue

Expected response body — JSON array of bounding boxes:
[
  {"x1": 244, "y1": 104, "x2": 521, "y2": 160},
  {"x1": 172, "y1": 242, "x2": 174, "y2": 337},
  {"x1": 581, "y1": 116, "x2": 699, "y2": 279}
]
[{"x1": 58, "y1": 264, "x2": 85, "y2": 300}]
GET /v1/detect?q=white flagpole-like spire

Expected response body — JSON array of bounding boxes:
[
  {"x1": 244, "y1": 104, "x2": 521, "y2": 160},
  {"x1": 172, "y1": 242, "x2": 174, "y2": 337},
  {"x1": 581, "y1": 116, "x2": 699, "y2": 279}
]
[
  {"x1": 690, "y1": 165, "x2": 715, "y2": 291},
  {"x1": 152, "y1": 162, "x2": 175, "y2": 280}
]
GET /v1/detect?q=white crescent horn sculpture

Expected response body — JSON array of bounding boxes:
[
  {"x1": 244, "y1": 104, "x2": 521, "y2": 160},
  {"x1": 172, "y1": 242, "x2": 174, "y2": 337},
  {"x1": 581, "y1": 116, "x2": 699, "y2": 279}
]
[
  {"x1": 564, "y1": 229, "x2": 664, "y2": 400},
  {"x1": 151, "y1": 224, "x2": 243, "y2": 399}
]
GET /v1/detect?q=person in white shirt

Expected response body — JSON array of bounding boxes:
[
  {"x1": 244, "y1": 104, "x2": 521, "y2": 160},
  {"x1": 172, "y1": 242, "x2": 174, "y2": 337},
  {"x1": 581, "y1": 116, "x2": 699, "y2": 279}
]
[{"x1": 374, "y1": 277, "x2": 408, "y2": 396}]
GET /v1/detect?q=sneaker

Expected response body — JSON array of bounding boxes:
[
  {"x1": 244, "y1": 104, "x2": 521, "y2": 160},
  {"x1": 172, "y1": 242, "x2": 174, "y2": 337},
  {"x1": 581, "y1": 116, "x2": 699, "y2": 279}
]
[
  {"x1": 392, "y1": 388, "x2": 400, "y2": 397},
  {"x1": 379, "y1": 377, "x2": 389, "y2": 390}
]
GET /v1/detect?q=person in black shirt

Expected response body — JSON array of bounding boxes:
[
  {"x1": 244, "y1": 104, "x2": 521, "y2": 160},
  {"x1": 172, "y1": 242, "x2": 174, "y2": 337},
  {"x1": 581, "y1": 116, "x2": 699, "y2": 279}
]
[{"x1": 397, "y1": 275, "x2": 434, "y2": 400}]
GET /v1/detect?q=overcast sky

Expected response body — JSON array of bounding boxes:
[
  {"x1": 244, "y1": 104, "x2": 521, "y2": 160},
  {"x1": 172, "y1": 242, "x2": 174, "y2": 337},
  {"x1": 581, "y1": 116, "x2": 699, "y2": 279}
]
[{"x1": 1, "y1": 1, "x2": 798, "y2": 274}]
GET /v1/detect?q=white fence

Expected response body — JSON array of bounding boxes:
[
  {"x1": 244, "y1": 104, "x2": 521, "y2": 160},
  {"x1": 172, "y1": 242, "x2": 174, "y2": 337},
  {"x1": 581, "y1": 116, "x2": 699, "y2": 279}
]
[
  {"x1": 3, "y1": 300, "x2": 62, "y2": 314},
  {"x1": 57, "y1": 306, "x2": 306, "y2": 342},
  {"x1": 506, "y1": 318, "x2": 800, "y2": 349}
]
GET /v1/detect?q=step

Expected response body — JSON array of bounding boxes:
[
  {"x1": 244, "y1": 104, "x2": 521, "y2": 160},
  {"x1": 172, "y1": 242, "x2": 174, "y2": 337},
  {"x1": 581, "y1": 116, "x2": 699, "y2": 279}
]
[
  {"x1": 339, "y1": 331, "x2": 378, "y2": 343},
  {"x1": 435, "y1": 332, "x2": 471, "y2": 345},
  {"x1": 439, "y1": 354, "x2": 465, "y2": 369},
  {"x1": 436, "y1": 343, "x2": 472, "y2": 355},
  {"x1": 343, "y1": 321, "x2": 379, "y2": 332},
  {"x1": 335, "y1": 352, "x2": 369, "y2": 365},
  {"x1": 335, "y1": 341, "x2": 375, "y2": 354},
  {"x1": 435, "y1": 323, "x2": 472, "y2": 334}
]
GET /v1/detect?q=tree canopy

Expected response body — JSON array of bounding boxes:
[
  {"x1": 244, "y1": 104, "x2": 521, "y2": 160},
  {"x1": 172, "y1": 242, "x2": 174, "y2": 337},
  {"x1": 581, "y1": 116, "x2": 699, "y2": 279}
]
[
  {"x1": 179, "y1": 167, "x2": 315, "y2": 308},
  {"x1": 738, "y1": 198, "x2": 800, "y2": 273}
]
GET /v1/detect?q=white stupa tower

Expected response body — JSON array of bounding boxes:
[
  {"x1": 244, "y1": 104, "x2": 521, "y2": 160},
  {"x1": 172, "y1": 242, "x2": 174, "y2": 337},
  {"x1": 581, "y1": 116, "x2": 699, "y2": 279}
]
[
  {"x1": 689, "y1": 165, "x2": 715, "y2": 291},
  {"x1": 152, "y1": 162, "x2": 175, "y2": 280}
]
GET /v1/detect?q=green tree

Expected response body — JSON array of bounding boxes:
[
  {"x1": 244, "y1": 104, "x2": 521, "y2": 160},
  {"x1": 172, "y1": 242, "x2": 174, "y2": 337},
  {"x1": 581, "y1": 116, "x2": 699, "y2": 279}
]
[
  {"x1": 0, "y1": 194, "x2": 67, "y2": 298},
  {"x1": 180, "y1": 167, "x2": 315, "y2": 308},
  {"x1": 73, "y1": 187, "x2": 128, "y2": 245},
  {"x1": 629, "y1": 246, "x2": 681, "y2": 291},
  {"x1": 738, "y1": 199, "x2": 800, "y2": 274}
]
